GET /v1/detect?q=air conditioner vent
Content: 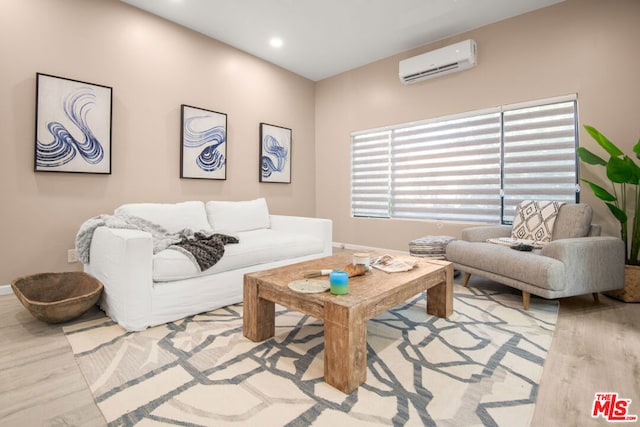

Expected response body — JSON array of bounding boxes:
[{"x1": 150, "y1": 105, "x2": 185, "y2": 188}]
[{"x1": 403, "y1": 62, "x2": 460, "y2": 83}]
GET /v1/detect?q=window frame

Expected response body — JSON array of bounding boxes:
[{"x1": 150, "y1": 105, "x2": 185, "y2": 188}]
[{"x1": 350, "y1": 94, "x2": 579, "y2": 225}]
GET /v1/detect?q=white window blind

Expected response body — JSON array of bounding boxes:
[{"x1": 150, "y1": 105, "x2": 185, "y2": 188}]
[
  {"x1": 390, "y1": 112, "x2": 502, "y2": 222},
  {"x1": 351, "y1": 96, "x2": 578, "y2": 224},
  {"x1": 502, "y1": 100, "x2": 578, "y2": 222},
  {"x1": 351, "y1": 130, "x2": 391, "y2": 218}
]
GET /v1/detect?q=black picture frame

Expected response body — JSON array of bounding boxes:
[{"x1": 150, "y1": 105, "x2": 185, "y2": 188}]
[
  {"x1": 259, "y1": 122, "x2": 292, "y2": 183},
  {"x1": 180, "y1": 104, "x2": 227, "y2": 180},
  {"x1": 35, "y1": 73, "x2": 112, "y2": 174}
]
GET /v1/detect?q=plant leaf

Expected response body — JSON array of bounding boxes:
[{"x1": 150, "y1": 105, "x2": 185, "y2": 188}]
[
  {"x1": 577, "y1": 147, "x2": 607, "y2": 166},
  {"x1": 584, "y1": 125, "x2": 624, "y2": 157},
  {"x1": 606, "y1": 202, "x2": 627, "y2": 224},
  {"x1": 581, "y1": 179, "x2": 616, "y2": 201},
  {"x1": 634, "y1": 137, "x2": 640, "y2": 159},
  {"x1": 625, "y1": 155, "x2": 640, "y2": 185},
  {"x1": 607, "y1": 155, "x2": 634, "y2": 183}
]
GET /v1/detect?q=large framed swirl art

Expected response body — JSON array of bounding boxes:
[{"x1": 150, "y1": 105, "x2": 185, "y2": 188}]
[
  {"x1": 180, "y1": 104, "x2": 227, "y2": 180},
  {"x1": 35, "y1": 73, "x2": 112, "y2": 174},
  {"x1": 259, "y1": 122, "x2": 291, "y2": 184}
]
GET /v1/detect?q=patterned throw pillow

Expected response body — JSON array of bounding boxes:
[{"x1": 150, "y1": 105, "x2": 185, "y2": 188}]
[{"x1": 511, "y1": 200, "x2": 565, "y2": 242}]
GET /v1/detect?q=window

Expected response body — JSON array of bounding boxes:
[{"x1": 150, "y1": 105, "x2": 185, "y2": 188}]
[{"x1": 351, "y1": 96, "x2": 578, "y2": 224}]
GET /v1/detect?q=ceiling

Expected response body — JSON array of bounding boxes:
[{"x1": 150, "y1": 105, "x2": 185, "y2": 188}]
[{"x1": 120, "y1": 0, "x2": 565, "y2": 81}]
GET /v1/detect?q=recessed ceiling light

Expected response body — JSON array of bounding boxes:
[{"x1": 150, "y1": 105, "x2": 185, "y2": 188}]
[{"x1": 269, "y1": 37, "x2": 284, "y2": 48}]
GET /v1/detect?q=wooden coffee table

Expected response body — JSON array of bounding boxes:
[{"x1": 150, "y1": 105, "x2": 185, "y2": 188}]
[{"x1": 243, "y1": 252, "x2": 453, "y2": 393}]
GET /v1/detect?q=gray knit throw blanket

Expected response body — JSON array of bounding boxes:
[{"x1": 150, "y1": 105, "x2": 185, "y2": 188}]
[
  {"x1": 171, "y1": 232, "x2": 239, "y2": 271},
  {"x1": 75, "y1": 214, "x2": 238, "y2": 272}
]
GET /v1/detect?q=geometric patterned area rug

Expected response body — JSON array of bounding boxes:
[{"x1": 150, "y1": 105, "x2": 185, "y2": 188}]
[{"x1": 63, "y1": 284, "x2": 558, "y2": 426}]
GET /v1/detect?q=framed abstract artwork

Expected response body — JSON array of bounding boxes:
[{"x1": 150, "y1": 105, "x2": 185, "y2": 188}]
[
  {"x1": 35, "y1": 73, "x2": 112, "y2": 174},
  {"x1": 180, "y1": 105, "x2": 227, "y2": 180},
  {"x1": 259, "y1": 122, "x2": 291, "y2": 183}
]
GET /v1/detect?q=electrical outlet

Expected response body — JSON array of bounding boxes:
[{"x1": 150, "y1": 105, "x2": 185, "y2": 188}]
[{"x1": 67, "y1": 249, "x2": 78, "y2": 263}]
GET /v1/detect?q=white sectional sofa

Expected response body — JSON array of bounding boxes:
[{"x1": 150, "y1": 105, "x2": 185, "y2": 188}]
[{"x1": 82, "y1": 198, "x2": 332, "y2": 331}]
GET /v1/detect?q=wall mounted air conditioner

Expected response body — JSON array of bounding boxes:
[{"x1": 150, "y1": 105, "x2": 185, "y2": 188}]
[{"x1": 399, "y1": 39, "x2": 477, "y2": 84}]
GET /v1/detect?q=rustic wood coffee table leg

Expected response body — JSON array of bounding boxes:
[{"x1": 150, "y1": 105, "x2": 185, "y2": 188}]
[
  {"x1": 426, "y1": 263, "x2": 454, "y2": 318},
  {"x1": 243, "y1": 275, "x2": 275, "y2": 341},
  {"x1": 323, "y1": 302, "x2": 367, "y2": 394}
]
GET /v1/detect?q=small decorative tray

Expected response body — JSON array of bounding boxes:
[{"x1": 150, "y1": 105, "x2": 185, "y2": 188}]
[{"x1": 288, "y1": 279, "x2": 330, "y2": 293}]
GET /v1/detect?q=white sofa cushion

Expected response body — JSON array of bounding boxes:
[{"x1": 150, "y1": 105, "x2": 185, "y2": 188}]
[
  {"x1": 153, "y1": 228, "x2": 323, "y2": 281},
  {"x1": 115, "y1": 201, "x2": 212, "y2": 234},
  {"x1": 206, "y1": 198, "x2": 270, "y2": 233}
]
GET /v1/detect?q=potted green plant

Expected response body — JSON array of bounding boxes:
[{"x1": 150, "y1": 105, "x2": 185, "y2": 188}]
[{"x1": 577, "y1": 124, "x2": 640, "y2": 301}]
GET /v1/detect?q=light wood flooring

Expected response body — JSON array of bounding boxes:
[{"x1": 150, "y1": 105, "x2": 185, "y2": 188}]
[{"x1": 0, "y1": 275, "x2": 638, "y2": 426}]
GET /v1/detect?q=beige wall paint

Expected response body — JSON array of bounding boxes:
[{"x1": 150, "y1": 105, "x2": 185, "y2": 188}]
[
  {"x1": 315, "y1": 0, "x2": 640, "y2": 252},
  {"x1": 0, "y1": 0, "x2": 316, "y2": 285},
  {"x1": 3, "y1": 0, "x2": 639, "y2": 286}
]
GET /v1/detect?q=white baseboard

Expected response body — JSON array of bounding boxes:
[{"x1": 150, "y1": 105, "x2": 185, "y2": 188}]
[
  {"x1": 0, "y1": 284, "x2": 12, "y2": 296},
  {"x1": 332, "y1": 241, "x2": 408, "y2": 255}
]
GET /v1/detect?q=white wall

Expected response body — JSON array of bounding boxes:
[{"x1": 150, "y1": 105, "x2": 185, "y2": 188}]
[
  {"x1": 0, "y1": 0, "x2": 317, "y2": 285},
  {"x1": 315, "y1": 0, "x2": 640, "y2": 251},
  {"x1": 3, "y1": 0, "x2": 639, "y2": 285}
]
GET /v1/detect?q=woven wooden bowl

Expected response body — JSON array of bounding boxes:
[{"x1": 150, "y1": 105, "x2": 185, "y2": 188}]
[{"x1": 11, "y1": 272, "x2": 103, "y2": 323}]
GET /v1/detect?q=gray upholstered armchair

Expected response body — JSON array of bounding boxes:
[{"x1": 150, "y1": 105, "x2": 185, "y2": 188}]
[{"x1": 445, "y1": 203, "x2": 625, "y2": 309}]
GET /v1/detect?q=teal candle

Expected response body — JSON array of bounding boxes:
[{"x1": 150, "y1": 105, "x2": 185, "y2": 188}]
[{"x1": 329, "y1": 270, "x2": 348, "y2": 295}]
